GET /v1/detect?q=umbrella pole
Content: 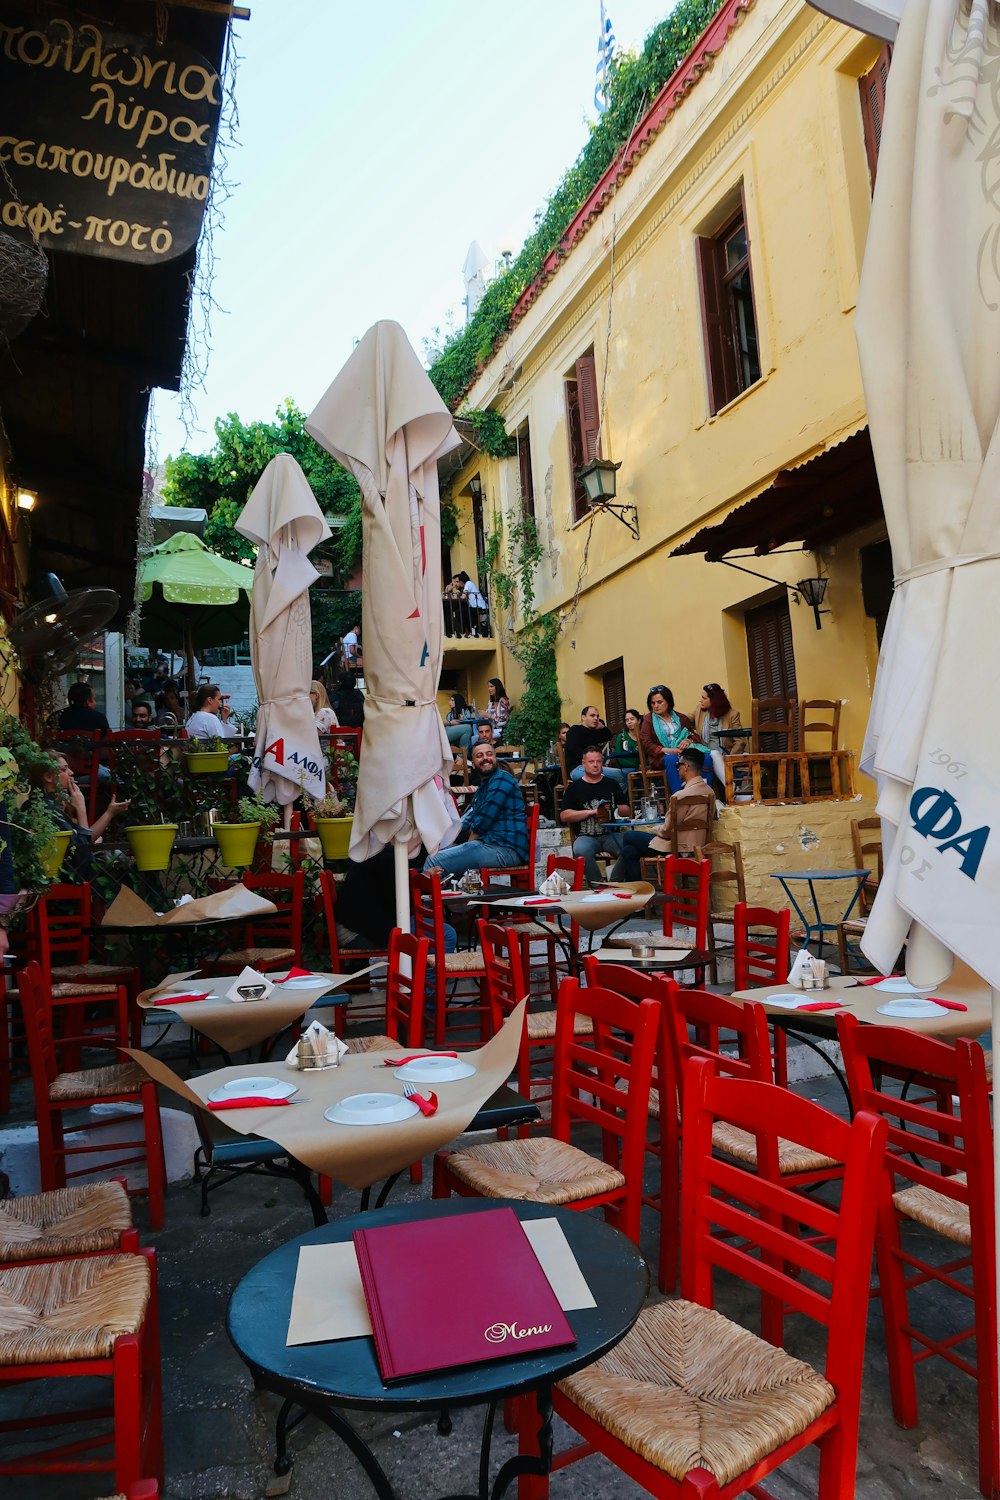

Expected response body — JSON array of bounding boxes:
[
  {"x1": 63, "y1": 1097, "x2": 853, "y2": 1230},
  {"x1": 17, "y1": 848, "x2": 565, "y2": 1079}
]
[
  {"x1": 393, "y1": 839, "x2": 410, "y2": 933},
  {"x1": 184, "y1": 623, "x2": 196, "y2": 699}
]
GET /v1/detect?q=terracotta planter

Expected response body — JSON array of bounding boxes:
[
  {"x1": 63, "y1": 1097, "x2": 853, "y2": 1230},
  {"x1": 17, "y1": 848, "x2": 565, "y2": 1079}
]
[
  {"x1": 213, "y1": 821, "x2": 260, "y2": 868},
  {"x1": 125, "y1": 824, "x2": 178, "y2": 872},
  {"x1": 313, "y1": 815, "x2": 353, "y2": 860},
  {"x1": 39, "y1": 829, "x2": 72, "y2": 880},
  {"x1": 184, "y1": 750, "x2": 230, "y2": 774}
]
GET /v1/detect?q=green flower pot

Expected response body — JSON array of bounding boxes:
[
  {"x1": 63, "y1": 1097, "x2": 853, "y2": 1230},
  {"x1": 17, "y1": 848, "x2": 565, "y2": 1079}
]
[
  {"x1": 39, "y1": 829, "x2": 72, "y2": 880},
  {"x1": 125, "y1": 824, "x2": 178, "y2": 872},
  {"x1": 184, "y1": 750, "x2": 230, "y2": 774},
  {"x1": 214, "y1": 821, "x2": 260, "y2": 868},
  {"x1": 313, "y1": 816, "x2": 353, "y2": 860}
]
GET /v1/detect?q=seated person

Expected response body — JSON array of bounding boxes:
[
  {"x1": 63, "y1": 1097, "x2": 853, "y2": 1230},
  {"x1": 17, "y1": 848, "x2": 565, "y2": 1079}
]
[
  {"x1": 689, "y1": 683, "x2": 745, "y2": 798},
  {"x1": 609, "y1": 708, "x2": 642, "y2": 773},
  {"x1": 475, "y1": 719, "x2": 495, "y2": 747},
  {"x1": 186, "y1": 683, "x2": 238, "y2": 740},
  {"x1": 155, "y1": 681, "x2": 183, "y2": 728},
  {"x1": 565, "y1": 706, "x2": 626, "y2": 790},
  {"x1": 445, "y1": 692, "x2": 474, "y2": 753},
  {"x1": 611, "y1": 747, "x2": 716, "y2": 880},
  {"x1": 58, "y1": 682, "x2": 109, "y2": 733},
  {"x1": 330, "y1": 672, "x2": 365, "y2": 728},
  {"x1": 638, "y1": 685, "x2": 697, "y2": 794},
  {"x1": 33, "y1": 753, "x2": 131, "y2": 878},
  {"x1": 559, "y1": 748, "x2": 631, "y2": 886},
  {"x1": 424, "y1": 741, "x2": 527, "y2": 879},
  {"x1": 129, "y1": 699, "x2": 155, "y2": 730}
]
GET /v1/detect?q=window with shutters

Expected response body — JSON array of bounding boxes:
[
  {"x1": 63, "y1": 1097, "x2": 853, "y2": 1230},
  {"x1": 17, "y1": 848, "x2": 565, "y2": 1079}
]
[
  {"x1": 515, "y1": 421, "x2": 535, "y2": 520},
  {"x1": 745, "y1": 598, "x2": 797, "y2": 704},
  {"x1": 859, "y1": 45, "x2": 892, "y2": 191},
  {"x1": 697, "y1": 199, "x2": 762, "y2": 417},
  {"x1": 564, "y1": 348, "x2": 601, "y2": 522},
  {"x1": 602, "y1": 660, "x2": 626, "y2": 734}
]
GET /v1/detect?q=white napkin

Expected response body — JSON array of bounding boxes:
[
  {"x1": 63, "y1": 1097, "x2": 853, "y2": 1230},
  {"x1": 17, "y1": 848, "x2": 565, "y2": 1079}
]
[
  {"x1": 539, "y1": 871, "x2": 570, "y2": 897},
  {"x1": 787, "y1": 949, "x2": 814, "y2": 990},
  {"x1": 225, "y1": 965, "x2": 275, "y2": 1005},
  {"x1": 284, "y1": 1018, "x2": 348, "y2": 1069}
]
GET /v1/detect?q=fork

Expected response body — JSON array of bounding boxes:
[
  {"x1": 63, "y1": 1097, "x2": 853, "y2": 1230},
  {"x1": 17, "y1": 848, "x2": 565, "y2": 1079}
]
[{"x1": 402, "y1": 1084, "x2": 436, "y2": 1117}]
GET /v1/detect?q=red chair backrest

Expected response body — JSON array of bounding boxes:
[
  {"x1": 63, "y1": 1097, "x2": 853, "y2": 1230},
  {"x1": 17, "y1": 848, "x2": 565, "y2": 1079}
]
[
  {"x1": 681, "y1": 1057, "x2": 888, "y2": 1395},
  {"x1": 317, "y1": 870, "x2": 342, "y2": 969},
  {"x1": 241, "y1": 870, "x2": 304, "y2": 953},
  {"x1": 551, "y1": 978, "x2": 659, "y2": 1192},
  {"x1": 733, "y1": 903, "x2": 791, "y2": 988},
  {"x1": 524, "y1": 800, "x2": 540, "y2": 874},
  {"x1": 661, "y1": 855, "x2": 709, "y2": 948},
  {"x1": 666, "y1": 980, "x2": 774, "y2": 1099},
  {"x1": 546, "y1": 852, "x2": 585, "y2": 886},
  {"x1": 410, "y1": 869, "x2": 447, "y2": 1001},
  {"x1": 23, "y1": 883, "x2": 94, "y2": 984},
  {"x1": 478, "y1": 920, "x2": 528, "y2": 1033},
  {"x1": 385, "y1": 928, "x2": 429, "y2": 1047},
  {"x1": 582, "y1": 958, "x2": 674, "y2": 1115},
  {"x1": 836, "y1": 1015, "x2": 993, "y2": 1231},
  {"x1": 17, "y1": 961, "x2": 60, "y2": 1090}
]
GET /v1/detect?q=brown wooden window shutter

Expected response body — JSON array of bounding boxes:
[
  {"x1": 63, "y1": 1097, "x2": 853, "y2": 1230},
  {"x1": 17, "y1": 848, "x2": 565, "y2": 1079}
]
[
  {"x1": 859, "y1": 44, "x2": 892, "y2": 191},
  {"x1": 564, "y1": 376, "x2": 585, "y2": 520},
  {"x1": 697, "y1": 236, "x2": 732, "y2": 416},
  {"x1": 518, "y1": 426, "x2": 535, "y2": 519}
]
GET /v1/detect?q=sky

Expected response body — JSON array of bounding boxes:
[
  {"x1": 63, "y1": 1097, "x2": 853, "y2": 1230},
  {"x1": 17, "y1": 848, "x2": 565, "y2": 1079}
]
[{"x1": 153, "y1": 0, "x2": 675, "y2": 462}]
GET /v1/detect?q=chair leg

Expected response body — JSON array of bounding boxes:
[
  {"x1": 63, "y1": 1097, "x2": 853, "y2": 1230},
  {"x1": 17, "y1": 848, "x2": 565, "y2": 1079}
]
[
  {"x1": 876, "y1": 1218, "x2": 920, "y2": 1429},
  {"x1": 113, "y1": 1333, "x2": 143, "y2": 1495},
  {"x1": 432, "y1": 1152, "x2": 453, "y2": 1200},
  {"x1": 141, "y1": 1083, "x2": 166, "y2": 1231},
  {"x1": 38, "y1": 1106, "x2": 67, "y2": 1191}
]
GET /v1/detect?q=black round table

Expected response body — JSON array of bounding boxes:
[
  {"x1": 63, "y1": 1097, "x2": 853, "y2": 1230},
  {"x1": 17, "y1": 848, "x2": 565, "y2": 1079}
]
[
  {"x1": 97, "y1": 907, "x2": 280, "y2": 969},
  {"x1": 227, "y1": 1196, "x2": 649, "y2": 1500}
]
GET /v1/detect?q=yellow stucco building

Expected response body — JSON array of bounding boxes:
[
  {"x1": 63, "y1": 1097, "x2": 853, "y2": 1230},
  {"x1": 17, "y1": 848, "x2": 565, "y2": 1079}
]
[{"x1": 440, "y1": 0, "x2": 891, "y2": 794}]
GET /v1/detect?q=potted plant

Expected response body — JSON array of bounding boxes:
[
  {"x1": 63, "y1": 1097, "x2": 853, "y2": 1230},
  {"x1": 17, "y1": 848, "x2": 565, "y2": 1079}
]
[
  {"x1": 307, "y1": 789, "x2": 353, "y2": 861},
  {"x1": 184, "y1": 735, "x2": 230, "y2": 775},
  {"x1": 214, "y1": 793, "x2": 280, "y2": 869},
  {"x1": 0, "y1": 722, "x2": 70, "y2": 889}
]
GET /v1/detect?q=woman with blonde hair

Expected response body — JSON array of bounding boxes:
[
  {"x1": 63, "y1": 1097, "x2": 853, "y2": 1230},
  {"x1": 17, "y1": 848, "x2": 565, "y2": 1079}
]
[{"x1": 309, "y1": 680, "x2": 339, "y2": 732}]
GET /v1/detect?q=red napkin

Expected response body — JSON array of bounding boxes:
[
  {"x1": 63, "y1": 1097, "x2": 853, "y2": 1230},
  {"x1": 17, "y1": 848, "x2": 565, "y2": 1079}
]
[
  {"x1": 796, "y1": 1001, "x2": 846, "y2": 1013},
  {"x1": 407, "y1": 1090, "x2": 438, "y2": 1117},
  {"x1": 858, "y1": 974, "x2": 902, "y2": 986},
  {"x1": 924, "y1": 998, "x2": 968, "y2": 1012},
  {"x1": 206, "y1": 1096, "x2": 291, "y2": 1111},
  {"x1": 524, "y1": 898, "x2": 560, "y2": 906},
  {"x1": 382, "y1": 1051, "x2": 458, "y2": 1067},
  {"x1": 149, "y1": 992, "x2": 209, "y2": 1006},
  {"x1": 278, "y1": 967, "x2": 312, "y2": 982}
]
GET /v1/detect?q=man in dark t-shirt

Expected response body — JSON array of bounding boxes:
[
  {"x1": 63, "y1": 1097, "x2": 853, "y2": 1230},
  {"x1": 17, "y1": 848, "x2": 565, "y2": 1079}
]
[
  {"x1": 559, "y1": 747, "x2": 631, "y2": 884},
  {"x1": 58, "y1": 683, "x2": 109, "y2": 733}
]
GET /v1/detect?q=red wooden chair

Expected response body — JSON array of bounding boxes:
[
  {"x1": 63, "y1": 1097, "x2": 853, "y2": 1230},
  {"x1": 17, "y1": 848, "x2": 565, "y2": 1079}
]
[
  {"x1": 661, "y1": 854, "x2": 710, "y2": 985},
  {"x1": 411, "y1": 869, "x2": 490, "y2": 1049},
  {"x1": 316, "y1": 870, "x2": 390, "y2": 1038},
  {"x1": 480, "y1": 799, "x2": 540, "y2": 893},
  {"x1": 19, "y1": 885, "x2": 135, "y2": 1061},
  {"x1": 433, "y1": 976, "x2": 659, "y2": 1250},
  {"x1": 0, "y1": 1245, "x2": 163, "y2": 1495},
  {"x1": 512, "y1": 852, "x2": 585, "y2": 1004},
  {"x1": 19, "y1": 962, "x2": 166, "y2": 1230},
  {"x1": 207, "y1": 871, "x2": 305, "y2": 973},
  {"x1": 837, "y1": 1016, "x2": 997, "y2": 1500},
  {"x1": 582, "y1": 957, "x2": 676, "y2": 1290},
  {"x1": 526, "y1": 1058, "x2": 889, "y2": 1500},
  {"x1": 733, "y1": 902, "x2": 791, "y2": 1085},
  {"x1": 0, "y1": 1179, "x2": 139, "y2": 1267},
  {"x1": 479, "y1": 920, "x2": 594, "y2": 1136},
  {"x1": 342, "y1": 928, "x2": 429, "y2": 1056}
]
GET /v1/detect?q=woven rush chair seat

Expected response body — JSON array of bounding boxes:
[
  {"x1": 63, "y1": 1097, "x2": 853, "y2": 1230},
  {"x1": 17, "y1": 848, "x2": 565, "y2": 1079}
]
[
  {"x1": 0, "y1": 1183, "x2": 132, "y2": 1265},
  {"x1": 525, "y1": 1010, "x2": 593, "y2": 1042},
  {"x1": 213, "y1": 946, "x2": 295, "y2": 971},
  {"x1": 442, "y1": 948, "x2": 486, "y2": 973},
  {"x1": 515, "y1": 920, "x2": 565, "y2": 941},
  {"x1": 51, "y1": 963, "x2": 136, "y2": 983},
  {"x1": 343, "y1": 1035, "x2": 396, "y2": 1055},
  {"x1": 50, "y1": 980, "x2": 126, "y2": 1000},
  {"x1": 711, "y1": 1121, "x2": 838, "y2": 1175},
  {"x1": 49, "y1": 1060, "x2": 149, "y2": 1103},
  {"x1": 557, "y1": 1299, "x2": 835, "y2": 1488},
  {"x1": 893, "y1": 1174, "x2": 970, "y2": 1245},
  {"x1": 444, "y1": 1136, "x2": 625, "y2": 1204},
  {"x1": 0, "y1": 1252, "x2": 150, "y2": 1367}
]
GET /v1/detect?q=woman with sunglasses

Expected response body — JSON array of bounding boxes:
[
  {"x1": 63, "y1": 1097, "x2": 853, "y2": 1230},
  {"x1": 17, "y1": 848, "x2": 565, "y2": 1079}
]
[
  {"x1": 638, "y1": 686, "x2": 697, "y2": 794},
  {"x1": 689, "y1": 683, "x2": 746, "y2": 798}
]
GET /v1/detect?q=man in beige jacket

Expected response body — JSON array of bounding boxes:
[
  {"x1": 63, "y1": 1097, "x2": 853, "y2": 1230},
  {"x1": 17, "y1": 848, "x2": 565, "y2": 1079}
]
[{"x1": 611, "y1": 748, "x2": 716, "y2": 880}]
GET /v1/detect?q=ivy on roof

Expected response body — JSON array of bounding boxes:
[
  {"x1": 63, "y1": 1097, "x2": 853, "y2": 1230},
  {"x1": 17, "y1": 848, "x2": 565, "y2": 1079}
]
[{"x1": 429, "y1": 0, "x2": 726, "y2": 414}]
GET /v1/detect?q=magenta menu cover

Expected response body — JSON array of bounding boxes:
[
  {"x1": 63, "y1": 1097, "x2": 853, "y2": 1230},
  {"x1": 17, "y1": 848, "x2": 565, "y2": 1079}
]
[{"x1": 353, "y1": 1208, "x2": 576, "y2": 1383}]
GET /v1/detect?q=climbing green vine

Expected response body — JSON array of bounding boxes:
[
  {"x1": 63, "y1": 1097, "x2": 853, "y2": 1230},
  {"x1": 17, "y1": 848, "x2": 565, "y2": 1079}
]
[
  {"x1": 459, "y1": 408, "x2": 517, "y2": 459},
  {"x1": 483, "y1": 511, "x2": 561, "y2": 756}
]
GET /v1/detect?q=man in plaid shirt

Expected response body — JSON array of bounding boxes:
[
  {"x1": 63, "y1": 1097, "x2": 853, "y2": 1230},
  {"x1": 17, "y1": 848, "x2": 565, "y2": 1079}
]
[{"x1": 425, "y1": 742, "x2": 528, "y2": 878}]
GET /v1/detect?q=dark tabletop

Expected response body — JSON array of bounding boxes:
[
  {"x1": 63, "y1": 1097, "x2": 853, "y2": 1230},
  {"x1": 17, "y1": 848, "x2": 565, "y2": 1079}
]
[{"x1": 227, "y1": 1197, "x2": 649, "y2": 1412}]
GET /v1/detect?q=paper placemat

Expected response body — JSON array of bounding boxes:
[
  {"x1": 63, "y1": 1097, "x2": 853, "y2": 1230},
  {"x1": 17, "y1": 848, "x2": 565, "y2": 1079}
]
[
  {"x1": 560, "y1": 882, "x2": 654, "y2": 933},
  {"x1": 127, "y1": 999, "x2": 526, "y2": 1191},
  {"x1": 285, "y1": 1214, "x2": 594, "y2": 1346},
  {"x1": 103, "y1": 883, "x2": 278, "y2": 928}
]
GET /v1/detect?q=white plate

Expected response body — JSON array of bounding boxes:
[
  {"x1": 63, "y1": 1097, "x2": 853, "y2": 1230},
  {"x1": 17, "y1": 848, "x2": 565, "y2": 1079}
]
[
  {"x1": 874, "y1": 977, "x2": 936, "y2": 994},
  {"x1": 394, "y1": 1057, "x2": 477, "y2": 1084},
  {"x1": 207, "y1": 1076, "x2": 296, "y2": 1103},
  {"x1": 277, "y1": 977, "x2": 325, "y2": 990},
  {"x1": 876, "y1": 999, "x2": 948, "y2": 1018},
  {"x1": 324, "y1": 1093, "x2": 420, "y2": 1126},
  {"x1": 762, "y1": 993, "x2": 831, "y2": 1010}
]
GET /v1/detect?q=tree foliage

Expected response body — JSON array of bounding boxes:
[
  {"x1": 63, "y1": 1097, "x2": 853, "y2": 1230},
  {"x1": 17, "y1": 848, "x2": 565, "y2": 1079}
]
[
  {"x1": 161, "y1": 400, "x2": 363, "y2": 574},
  {"x1": 428, "y1": 0, "x2": 725, "y2": 411}
]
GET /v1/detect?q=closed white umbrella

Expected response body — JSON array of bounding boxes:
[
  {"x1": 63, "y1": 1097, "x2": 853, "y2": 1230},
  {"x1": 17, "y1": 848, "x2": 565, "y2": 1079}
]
[
  {"x1": 235, "y1": 453, "x2": 331, "y2": 805},
  {"x1": 306, "y1": 321, "x2": 461, "y2": 922}
]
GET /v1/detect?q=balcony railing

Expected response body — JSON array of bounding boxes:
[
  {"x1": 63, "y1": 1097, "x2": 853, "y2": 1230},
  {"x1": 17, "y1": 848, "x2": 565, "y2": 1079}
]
[{"x1": 442, "y1": 595, "x2": 492, "y2": 640}]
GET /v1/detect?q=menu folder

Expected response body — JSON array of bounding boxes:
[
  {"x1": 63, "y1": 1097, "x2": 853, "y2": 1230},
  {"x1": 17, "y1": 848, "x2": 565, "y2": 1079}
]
[{"x1": 353, "y1": 1208, "x2": 576, "y2": 1383}]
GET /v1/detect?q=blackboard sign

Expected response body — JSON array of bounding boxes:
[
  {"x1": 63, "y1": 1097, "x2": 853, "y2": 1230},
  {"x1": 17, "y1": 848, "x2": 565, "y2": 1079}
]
[{"x1": 0, "y1": 10, "x2": 223, "y2": 264}]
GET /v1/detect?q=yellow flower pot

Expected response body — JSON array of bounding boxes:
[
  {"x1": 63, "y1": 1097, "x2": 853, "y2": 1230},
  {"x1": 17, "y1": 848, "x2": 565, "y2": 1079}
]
[
  {"x1": 39, "y1": 829, "x2": 72, "y2": 880},
  {"x1": 313, "y1": 816, "x2": 353, "y2": 860},
  {"x1": 213, "y1": 821, "x2": 260, "y2": 868},
  {"x1": 125, "y1": 824, "x2": 178, "y2": 872},
  {"x1": 184, "y1": 750, "x2": 231, "y2": 774}
]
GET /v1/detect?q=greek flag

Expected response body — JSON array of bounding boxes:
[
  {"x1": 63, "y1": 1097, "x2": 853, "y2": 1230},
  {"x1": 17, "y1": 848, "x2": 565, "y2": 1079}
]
[{"x1": 594, "y1": 2, "x2": 617, "y2": 114}]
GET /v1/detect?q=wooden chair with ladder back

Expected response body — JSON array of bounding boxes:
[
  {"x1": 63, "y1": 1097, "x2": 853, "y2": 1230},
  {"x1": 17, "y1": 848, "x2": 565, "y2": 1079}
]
[
  {"x1": 837, "y1": 815, "x2": 882, "y2": 974},
  {"x1": 317, "y1": 869, "x2": 390, "y2": 1037},
  {"x1": 696, "y1": 840, "x2": 746, "y2": 983},
  {"x1": 733, "y1": 902, "x2": 791, "y2": 1085},
  {"x1": 796, "y1": 698, "x2": 855, "y2": 801},
  {"x1": 411, "y1": 869, "x2": 490, "y2": 1049},
  {"x1": 724, "y1": 695, "x2": 798, "y2": 803}
]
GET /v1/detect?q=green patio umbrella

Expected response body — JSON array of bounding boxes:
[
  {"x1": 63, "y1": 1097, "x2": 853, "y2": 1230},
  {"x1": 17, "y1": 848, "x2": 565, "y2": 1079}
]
[{"x1": 136, "y1": 532, "x2": 255, "y2": 691}]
